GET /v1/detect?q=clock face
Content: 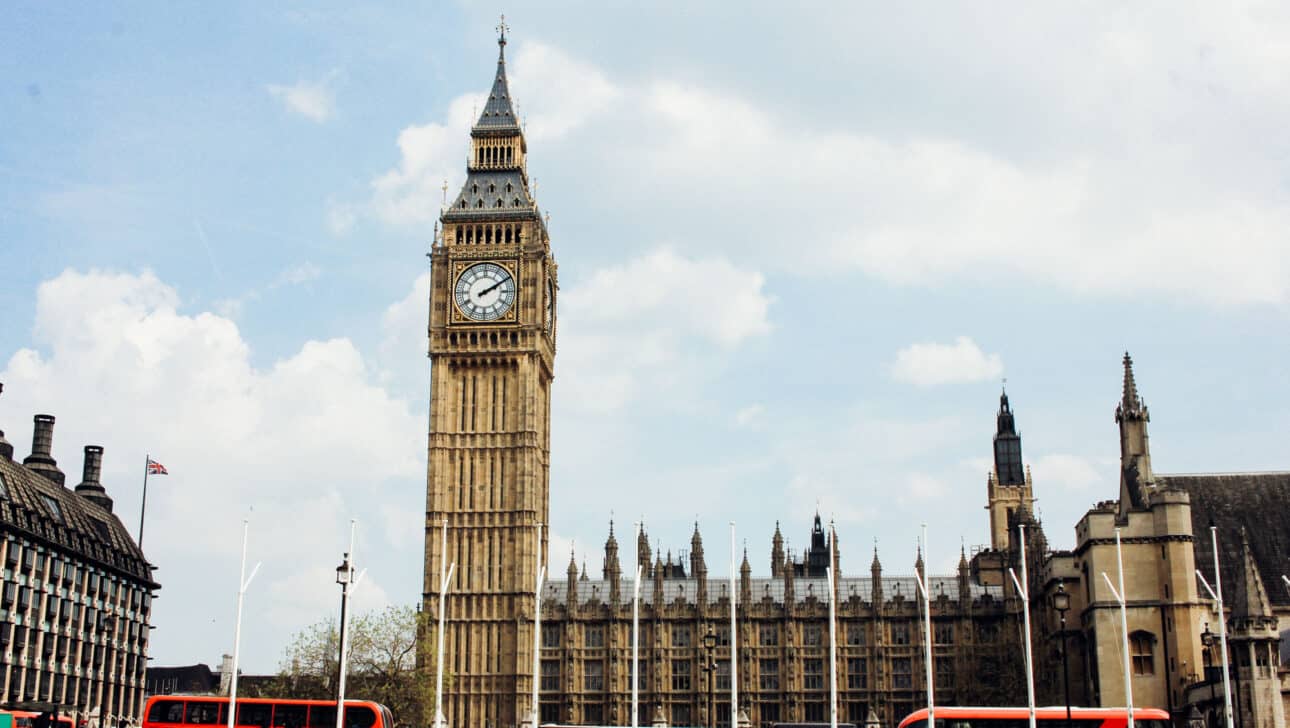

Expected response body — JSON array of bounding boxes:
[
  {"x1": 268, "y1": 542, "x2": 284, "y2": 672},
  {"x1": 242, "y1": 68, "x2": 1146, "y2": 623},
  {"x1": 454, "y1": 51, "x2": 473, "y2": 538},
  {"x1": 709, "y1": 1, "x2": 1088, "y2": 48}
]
[
  {"x1": 454, "y1": 262, "x2": 516, "y2": 321},
  {"x1": 544, "y1": 279, "x2": 554, "y2": 331}
]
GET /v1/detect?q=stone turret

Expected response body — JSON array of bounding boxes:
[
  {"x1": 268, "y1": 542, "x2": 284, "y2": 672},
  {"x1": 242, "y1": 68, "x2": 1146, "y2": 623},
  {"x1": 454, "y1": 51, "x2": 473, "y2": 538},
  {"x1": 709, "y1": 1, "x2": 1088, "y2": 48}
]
[
  {"x1": 566, "y1": 551, "x2": 579, "y2": 611},
  {"x1": 1228, "y1": 530, "x2": 1285, "y2": 728},
  {"x1": 1116, "y1": 352, "x2": 1153, "y2": 520},
  {"x1": 740, "y1": 548, "x2": 752, "y2": 604},
  {"x1": 604, "y1": 521, "x2": 621, "y2": 604},
  {"x1": 870, "y1": 545, "x2": 883, "y2": 605},
  {"x1": 691, "y1": 523, "x2": 707, "y2": 608},
  {"x1": 957, "y1": 545, "x2": 971, "y2": 605},
  {"x1": 637, "y1": 524, "x2": 652, "y2": 578},
  {"x1": 770, "y1": 522, "x2": 784, "y2": 577}
]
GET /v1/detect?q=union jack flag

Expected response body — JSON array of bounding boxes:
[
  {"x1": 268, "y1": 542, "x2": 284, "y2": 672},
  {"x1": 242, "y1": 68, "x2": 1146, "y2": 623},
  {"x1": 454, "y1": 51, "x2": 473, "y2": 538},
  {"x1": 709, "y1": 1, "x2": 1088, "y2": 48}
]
[{"x1": 147, "y1": 459, "x2": 168, "y2": 475}]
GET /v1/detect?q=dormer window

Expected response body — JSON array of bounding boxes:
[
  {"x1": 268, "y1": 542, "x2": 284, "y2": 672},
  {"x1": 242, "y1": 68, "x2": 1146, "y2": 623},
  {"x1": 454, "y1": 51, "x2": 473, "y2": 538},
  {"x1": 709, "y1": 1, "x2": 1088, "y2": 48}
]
[
  {"x1": 0, "y1": 472, "x2": 8, "y2": 499},
  {"x1": 41, "y1": 495, "x2": 65, "y2": 525},
  {"x1": 488, "y1": 183, "x2": 496, "y2": 194},
  {"x1": 476, "y1": 200, "x2": 485, "y2": 209},
  {"x1": 506, "y1": 182, "x2": 513, "y2": 193},
  {"x1": 472, "y1": 184, "x2": 479, "y2": 194}
]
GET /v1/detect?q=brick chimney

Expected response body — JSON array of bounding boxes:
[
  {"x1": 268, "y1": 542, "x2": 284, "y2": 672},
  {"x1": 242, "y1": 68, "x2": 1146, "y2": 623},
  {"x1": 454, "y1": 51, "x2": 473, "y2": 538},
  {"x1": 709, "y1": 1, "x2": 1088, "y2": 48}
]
[
  {"x1": 75, "y1": 445, "x2": 114, "y2": 512},
  {"x1": 23, "y1": 414, "x2": 65, "y2": 485}
]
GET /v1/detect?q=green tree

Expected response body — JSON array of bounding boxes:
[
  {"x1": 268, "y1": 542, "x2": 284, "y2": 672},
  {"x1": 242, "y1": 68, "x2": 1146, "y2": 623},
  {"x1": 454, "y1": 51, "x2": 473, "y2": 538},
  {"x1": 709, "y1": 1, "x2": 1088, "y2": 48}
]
[{"x1": 264, "y1": 605, "x2": 443, "y2": 728}]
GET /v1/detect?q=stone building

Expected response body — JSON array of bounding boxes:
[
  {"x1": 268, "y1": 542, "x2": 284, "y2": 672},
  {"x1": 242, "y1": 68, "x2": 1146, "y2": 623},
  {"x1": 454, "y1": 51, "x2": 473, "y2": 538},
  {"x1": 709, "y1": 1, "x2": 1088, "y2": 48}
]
[
  {"x1": 421, "y1": 26, "x2": 1288, "y2": 728},
  {"x1": 0, "y1": 390, "x2": 159, "y2": 723},
  {"x1": 421, "y1": 20, "x2": 558, "y2": 728}
]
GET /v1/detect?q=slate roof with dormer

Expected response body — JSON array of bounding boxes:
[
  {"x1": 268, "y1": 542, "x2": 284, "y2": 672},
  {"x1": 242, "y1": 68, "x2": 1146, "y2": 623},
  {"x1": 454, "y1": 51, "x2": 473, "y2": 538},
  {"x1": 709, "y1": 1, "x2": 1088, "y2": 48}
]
[
  {"x1": 1157, "y1": 471, "x2": 1290, "y2": 608},
  {"x1": 0, "y1": 448, "x2": 157, "y2": 588},
  {"x1": 473, "y1": 33, "x2": 521, "y2": 133}
]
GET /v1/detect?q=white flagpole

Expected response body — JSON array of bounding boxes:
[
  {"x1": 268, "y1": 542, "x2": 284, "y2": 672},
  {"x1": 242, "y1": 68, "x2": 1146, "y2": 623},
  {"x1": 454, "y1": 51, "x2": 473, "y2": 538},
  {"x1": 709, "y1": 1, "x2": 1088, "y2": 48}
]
[
  {"x1": 227, "y1": 520, "x2": 260, "y2": 728},
  {"x1": 1007, "y1": 524, "x2": 1036, "y2": 728},
  {"x1": 434, "y1": 520, "x2": 454, "y2": 728},
  {"x1": 1195, "y1": 527, "x2": 1234, "y2": 728},
  {"x1": 1100, "y1": 528, "x2": 1134, "y2": 728},
  {"x1": 915, "y1": 525, "x2": 934, "y2": 728},
  {"x1": 530, "y1": 523, "x2": 545, "y2": 727},
  {"x1": 730, "y1": 522, "x2": 738, "y2": 725},
  {"x1": 830, "y1": 534, "x2": 841, "y2": 728}
]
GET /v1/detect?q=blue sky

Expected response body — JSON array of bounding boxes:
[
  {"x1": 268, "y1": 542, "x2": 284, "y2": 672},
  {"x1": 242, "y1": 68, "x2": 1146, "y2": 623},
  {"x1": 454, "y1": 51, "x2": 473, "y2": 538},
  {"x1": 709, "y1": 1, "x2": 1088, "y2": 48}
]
[{"x1": 3, "y1": 2, "x2": 1290, "y2": 672}]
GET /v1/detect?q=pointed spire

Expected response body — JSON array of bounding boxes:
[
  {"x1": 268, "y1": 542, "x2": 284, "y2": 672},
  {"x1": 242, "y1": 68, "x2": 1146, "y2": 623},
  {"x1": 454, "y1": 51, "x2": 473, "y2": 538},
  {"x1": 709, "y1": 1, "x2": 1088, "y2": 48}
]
[
  {"x1": 870, "y1": 542, "x2": 882, "y2": 572},
  {"x1": 567, "y1": 549, "x2": 579, "y2": 580},
  {"x1": 474, "y1": 16, "x2": 521, "y2": 132},
  {"x1": 1122, "y1": 351, "x2": 1139, "y2": 411},
  {"x1": 1231, "y1": 529, "x2": 1273, "y2": 619},
  {"x1": 958, "y1": 543, "x2": 969, "y2": 571}
]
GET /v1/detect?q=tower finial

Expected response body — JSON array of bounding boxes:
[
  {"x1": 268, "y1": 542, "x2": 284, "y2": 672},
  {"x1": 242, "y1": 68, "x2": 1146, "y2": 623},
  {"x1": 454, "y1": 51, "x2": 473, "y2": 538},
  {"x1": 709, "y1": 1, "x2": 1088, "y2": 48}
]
[
  {"x1": 496, "y1": 13, "x2": 509, "y2": 45},
  {"x1": 1122, "y1": 351, "x2": 1139, "y2": 411}
]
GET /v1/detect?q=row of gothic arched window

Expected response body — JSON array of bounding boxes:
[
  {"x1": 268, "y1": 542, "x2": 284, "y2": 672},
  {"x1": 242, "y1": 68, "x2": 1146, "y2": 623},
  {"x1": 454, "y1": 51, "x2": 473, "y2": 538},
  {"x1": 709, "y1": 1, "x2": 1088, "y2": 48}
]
[{"x1": 455, "y1": 223, "x2": 522, "y2": 245}]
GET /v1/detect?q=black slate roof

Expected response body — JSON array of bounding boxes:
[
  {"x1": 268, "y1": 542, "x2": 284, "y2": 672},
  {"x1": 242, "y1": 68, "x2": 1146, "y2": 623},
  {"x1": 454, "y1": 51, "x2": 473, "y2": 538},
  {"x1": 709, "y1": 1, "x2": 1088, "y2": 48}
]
[
  {"x1": 443, "y1": 170, "x2": 536, "y2": 221},
  {"x1": 0, "y1": 455, "x2": 156, "y2": 587},
  {"x1": 1157, "y1": 472, "x2": 1290, "y2": 608}
]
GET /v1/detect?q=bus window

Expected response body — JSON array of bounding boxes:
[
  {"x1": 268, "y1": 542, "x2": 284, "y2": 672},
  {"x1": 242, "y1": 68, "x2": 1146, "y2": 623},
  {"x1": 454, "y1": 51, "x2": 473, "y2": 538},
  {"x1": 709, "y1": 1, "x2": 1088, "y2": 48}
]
[
  {"x1": 343, "y1": 708, "x2": 376, "y2": 728},
  {"x1": 187, "y1": 702, "x2": 222, "y2": 725},
  {"x1": 307, "y1": 707, "x2": 335, "y2": 728},
  {"x1": 148, "y1": 701, "x2": 185, "y2": 724},
  {"x1": 273, "y1": 706, "x2": 306, "y2": 728},
  {"x1": 237, "y1": 705, "x2": 272, "y2": 728}
]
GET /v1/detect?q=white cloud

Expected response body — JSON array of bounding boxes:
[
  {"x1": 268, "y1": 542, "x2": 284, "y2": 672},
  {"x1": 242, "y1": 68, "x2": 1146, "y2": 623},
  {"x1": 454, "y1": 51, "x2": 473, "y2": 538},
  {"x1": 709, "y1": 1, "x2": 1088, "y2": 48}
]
[
  {"x1": 558, "y1": 248, "x2": 772, "y2": 413},
  {"x1": 734, "y1": 404, "x2": 764, "y2": 428},
  {"x1": 0, "y1": 268, "x2": 423, "y2": 668},
  {"x1": 364, "y1": 42, "x2": 618, "y2": 228},
  {"x1": 889, "y1": 336, "x2": 1004, "y2": 387},
  {"x1": 267, "y1": 76, "x2": 337, "y2": 123},
  {"x1": 1032, "y1": 453, "x2": 1108, "y2": 492},
  {"x1": 271, "y1": 262, "x2": 321, "y2": 288}
]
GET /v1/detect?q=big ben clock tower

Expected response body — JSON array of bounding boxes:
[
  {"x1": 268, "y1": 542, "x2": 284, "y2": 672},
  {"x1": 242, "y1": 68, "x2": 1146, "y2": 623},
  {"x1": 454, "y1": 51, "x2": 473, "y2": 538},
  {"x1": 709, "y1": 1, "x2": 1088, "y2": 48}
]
[{"x1": 423, "y1": 21, "x2": 556, "y2": 728}]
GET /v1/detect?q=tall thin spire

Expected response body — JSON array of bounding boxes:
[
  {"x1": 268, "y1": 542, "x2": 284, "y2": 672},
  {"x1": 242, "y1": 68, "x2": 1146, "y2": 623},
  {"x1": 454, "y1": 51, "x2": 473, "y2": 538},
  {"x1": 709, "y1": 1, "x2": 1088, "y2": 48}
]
[
  {"x1": 474, "y1": 15, "x2": 521, "y2": 132},
  {"x1": 1120, "y1": 351, "x2": 1144, "y2": 417}
]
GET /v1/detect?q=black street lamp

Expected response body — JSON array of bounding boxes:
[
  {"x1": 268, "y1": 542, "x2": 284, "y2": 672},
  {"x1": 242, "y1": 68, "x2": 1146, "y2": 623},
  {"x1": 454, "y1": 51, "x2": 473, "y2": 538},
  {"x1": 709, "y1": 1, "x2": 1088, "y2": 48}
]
[
  {"x1": 1051, "y1": 582, "x2": 1072, "y2": 727},
  {"x1": 335, "y1": 553, "x2": 354, "y2": 723},
  {"x1": 701, "y1": 625, "x2": 718, "y2": 728}
]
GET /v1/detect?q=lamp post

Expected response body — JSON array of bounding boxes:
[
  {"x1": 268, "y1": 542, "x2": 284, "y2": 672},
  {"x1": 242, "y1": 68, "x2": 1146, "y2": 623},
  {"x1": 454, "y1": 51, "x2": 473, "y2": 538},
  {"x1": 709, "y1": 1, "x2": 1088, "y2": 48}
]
[
  {"x1": 702, "y1": 625, "x2": 718, "y2": 728},
  {"x1": 335, "y1": 553, "x2": 354, "y2": 728},
  {"x1": 1052, "y1": 582, "x2": 1072, "y2": 727}
]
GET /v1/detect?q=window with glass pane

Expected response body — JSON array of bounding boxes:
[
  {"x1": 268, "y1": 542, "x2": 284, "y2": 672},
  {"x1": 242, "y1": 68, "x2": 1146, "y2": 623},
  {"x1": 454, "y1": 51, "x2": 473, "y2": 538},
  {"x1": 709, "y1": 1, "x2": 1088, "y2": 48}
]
[
  {"x1": 634, "y1": 661, "x2": 648, "y2": 691},
  {"x1": 1131, "y1": 632, "x2": 1155, "y2": 675},
  {"x1": 272, "y1": 706, "x2": 306, "y2": 728},
  {"x1": 237, "y1": 703, "x2": 272, "y2": 728},
  {"x1": 584, "y1": 625, "x2": 604, "y2": 648},
  {"x1": 541, "y1": 624, "x2": 561, "y2": 647},
  {"x1": 847, "y1": 703, "x2": 869, "y2": 723},
  {"x1": 847, "y1": 657, "x2": 867, "y2": 689},
  {"x1": 761, "y1": 704, "x2": 779, "y2": 723},
  {"x1": 846, "y1": 623, "x2": 865, "y2": 645},
  {"x1": 539, "y1": 704, "x2": 560, "y2": 723},
  {"x1": 716, "y1": 659, "x2": 730, "y2": 690},
  {"x1": 804, "y1": 703, "x2": 825, "y2": 721},
  {"x1": 308, "y1": 706, "x2": 336, "y2": 728},
  {"x1": 803, "y1": 658, "x2": 824, "y2": 690},
  {"x1": 584, "y1": 660, "x2": 604, "y2": 691},
  {"x1": 891, "y1": 623, "x2": 909, "y2": 645},
  {"x1": 804, "y1": 624, "x2": 822, "y2": 646},
  {"x1": 670, "y1": 705, "x2": 690, "y2": 726},
  {"x1": 540, "y1": 659, "x2": 560, "y2": 691},
  {"x1": 759, "y1": 623, "x2": 778, "y2": 646},
  {"x1": 892, "y1": 657, "x2": 912, "y2": 688},
  {"x1": 672, "y1": 625, "x2": 691, "y2": 647},
  {"x1": 583, "y1": 705, "x2": 603, "y2": 725},
  {"x1": 715, "y1": 624, "x2": 731, "y2": 646},
  {"x1": 671, "y1": 659, "x2": 691, "y2": 691},
  {"x1": 934, "y1": 622, "x2": 954, "y2": 644},
  {"x1": 759, "y1": 658, "x2": 779, "y2": 691},
  {"x1": 936, "y1": 657, "x2": 955, "y2": 688}
]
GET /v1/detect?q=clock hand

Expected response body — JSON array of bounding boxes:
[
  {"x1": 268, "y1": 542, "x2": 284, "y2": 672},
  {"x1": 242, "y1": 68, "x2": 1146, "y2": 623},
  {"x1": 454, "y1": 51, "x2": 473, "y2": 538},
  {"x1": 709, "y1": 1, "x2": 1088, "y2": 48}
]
[{"x1": 478, "y1": 279, "x2": 507, "y2": 297}]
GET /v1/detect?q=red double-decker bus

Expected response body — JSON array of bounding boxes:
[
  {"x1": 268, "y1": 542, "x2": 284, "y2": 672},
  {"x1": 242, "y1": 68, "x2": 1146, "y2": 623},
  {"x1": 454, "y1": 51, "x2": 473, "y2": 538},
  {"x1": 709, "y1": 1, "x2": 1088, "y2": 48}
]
[
  {"x1": 0, "y1": 710, "x2": 75, "y2": 728},
  {"x1": 897, "y1": 706, "x2": 1172, "y2": 728},
  {"x1": 142, "y1": 697, "x2": 393, "y2": 728}
]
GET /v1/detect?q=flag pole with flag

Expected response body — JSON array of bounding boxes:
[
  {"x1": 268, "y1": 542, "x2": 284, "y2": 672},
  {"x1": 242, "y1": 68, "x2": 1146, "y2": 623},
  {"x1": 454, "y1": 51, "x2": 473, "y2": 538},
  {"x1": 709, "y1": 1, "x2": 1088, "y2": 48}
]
[{"x1": 139, "y1": 455, "x2": 167, "y2": 548}]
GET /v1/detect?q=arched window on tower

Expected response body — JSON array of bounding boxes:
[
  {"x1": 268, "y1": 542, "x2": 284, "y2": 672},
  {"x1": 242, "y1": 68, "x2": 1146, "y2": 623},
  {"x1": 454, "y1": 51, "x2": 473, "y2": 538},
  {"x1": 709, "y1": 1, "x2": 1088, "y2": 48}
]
[
  {"x1": 1130, "y1": 631, "x2": 1155, "y2": 675},
  {"x1": 495, "y1": 199, "x2": 504, "y2": 208}
]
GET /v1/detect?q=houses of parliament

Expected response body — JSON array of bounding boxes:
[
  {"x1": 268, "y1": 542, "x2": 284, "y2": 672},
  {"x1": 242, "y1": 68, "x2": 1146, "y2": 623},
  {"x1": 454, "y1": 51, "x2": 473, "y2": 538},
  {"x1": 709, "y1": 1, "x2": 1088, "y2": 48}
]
[{"x1": 421, "y1": 27, "x2": 1290, "y2": 728}]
